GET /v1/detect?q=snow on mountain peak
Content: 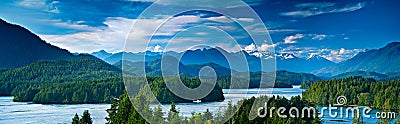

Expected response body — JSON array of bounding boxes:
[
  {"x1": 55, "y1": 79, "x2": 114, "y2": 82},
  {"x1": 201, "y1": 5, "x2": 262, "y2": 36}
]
[{"x1": 277, "y1": 53, "x2": 297, "y2": 59}]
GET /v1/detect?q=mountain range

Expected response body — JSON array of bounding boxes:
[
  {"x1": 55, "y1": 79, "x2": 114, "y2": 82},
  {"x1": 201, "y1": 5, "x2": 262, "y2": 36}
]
[
  {"x1": 113, "y1": 56, "x2": 232, "y2": 77},
  {"x1": 93, "y1": 41, "x2": 400, "y2": 77},
  {"x1": 91, "y1": 47, "x2": 335, "y2": 73}
]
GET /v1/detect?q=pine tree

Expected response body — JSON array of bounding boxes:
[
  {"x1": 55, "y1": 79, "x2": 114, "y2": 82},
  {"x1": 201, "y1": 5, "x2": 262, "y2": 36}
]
[
  {"x1": 168, "y1": 102, "x2": 180, "y2": 123},
  {"x1": 72, "y1": 113, "x2": 80, "y2": 124},
  {"x1": 203, "y1": 109, "x2": 213, "y2": 121},
  {"x1": 115, "y1": 93, "x2": 132, "y2": 123},
  {"x1": 80, "y1": 110, "x2": 93, "y2": 124},
  {"x1": 106, "y1": 98, "x2": 119, "y2": 124},
  {"x1": 152, "y1": 104, "x2": 164, "y2": 124}
]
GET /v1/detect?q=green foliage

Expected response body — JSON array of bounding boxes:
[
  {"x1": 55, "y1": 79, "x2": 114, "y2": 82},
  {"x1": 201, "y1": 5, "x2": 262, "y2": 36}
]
[
  {"x1": 167, "y1": 102, "x2": 181, "y2": 124},
  {"x1": 103, "y1": 91, "x2": 320, "y2": 124},
  {"x1": 0, "y1": 57, "x2": 123, "y2": 103},
  {"x1": 0, "y1": 55, "x2": 225, "y2": 104},
  {"x1": 80, "y1": 110, "x2": 93, "y2": 124},
  {"x1": 106, "y1": 91, "x2": 148, "y2": 124},
  {"x1": 72, "y1": 113, "x2": 80, "y2": 124},
  {"x1": 0, "y1": 57, "x2": 121, "y2": 84},
  {"x1": 129, "y1": 76, "x2": 225, "y2": 103},
  {"x1": 32, "y1": 78, "x2": 124, "y2": 104},
  {"x1": 303, "y1": 76, "x2": 400, "y2": 109},
  {"x1": 333, "y1": 71, "x2": 389, "y2": 80},
  {"x1": 152, "y1": 105, "x2": 164, "y2": 124},
  {"x1": 72, "y1": 110, "x2": 93, "y2": 124},
  {"x1": 226, "y1": 95, "x2": 320, "y2": 124}
]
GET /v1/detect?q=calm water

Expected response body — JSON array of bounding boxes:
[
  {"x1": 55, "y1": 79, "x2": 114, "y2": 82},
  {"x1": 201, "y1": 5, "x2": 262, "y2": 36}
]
[
  {"x1": 0, "y1": 97, "x2": 110, "y2": 124},
  {"x1": 0, "y1": 86, "x2": 387, "y2": 124}
]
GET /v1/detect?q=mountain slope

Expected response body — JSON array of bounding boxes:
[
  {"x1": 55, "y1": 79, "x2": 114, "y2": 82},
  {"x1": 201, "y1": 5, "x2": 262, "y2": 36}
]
[
  {"x1": 0, "y1": 55, "x2": 123, "y2": 102},
  {"x1": 91, "y1": 50, "x2": 112, "y2": 60},
  {"x1": 0, "y1": 55, "x2": 121, "y2": 84},
  {"x1": 0, "y1": 19, "x2": 74, "y2": 68},
  {"x1": 315, "y1": 42, "x2": 400, "y2": 76}
]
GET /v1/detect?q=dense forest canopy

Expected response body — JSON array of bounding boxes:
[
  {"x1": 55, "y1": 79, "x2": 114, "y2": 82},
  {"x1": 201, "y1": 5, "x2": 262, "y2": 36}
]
[{"x1": 303, "y1": 76, "x2": 400, "y2": 109}]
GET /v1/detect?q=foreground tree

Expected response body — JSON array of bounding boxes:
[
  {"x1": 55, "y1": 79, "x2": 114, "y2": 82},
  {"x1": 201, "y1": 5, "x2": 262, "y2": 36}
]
[
  {"x1": 167, "y1": 102, "x2": 181, "y2": 124},
  {"x1": 80, "y1": 110, "x2": 93, "y2": 124},
  {"x1": 72, "y1": 113, "x2": 79, "y2": 124}
]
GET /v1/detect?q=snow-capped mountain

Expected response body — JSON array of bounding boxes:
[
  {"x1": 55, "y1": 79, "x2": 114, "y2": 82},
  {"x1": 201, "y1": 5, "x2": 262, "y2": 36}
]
[
  {"x1": 244, "y1": 50, "x2": 336, "y2": 73},
  {"x1": 277, "y1": 53, "x2": 297, "y2": 60}
]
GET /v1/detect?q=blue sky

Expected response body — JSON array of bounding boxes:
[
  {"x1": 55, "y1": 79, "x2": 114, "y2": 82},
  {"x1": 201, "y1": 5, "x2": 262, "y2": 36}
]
[{"x1": 0, "y1": 0, "x2": 399, "y2": 62}]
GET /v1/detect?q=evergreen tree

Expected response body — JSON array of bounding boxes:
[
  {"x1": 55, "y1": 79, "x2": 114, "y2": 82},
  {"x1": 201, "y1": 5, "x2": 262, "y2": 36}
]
[
  {"x1": 115, "y1": 93, "x2": 132, "y2": 124},
  {"x1": 203, "y1": 109, "x2": 213, "y2": 121},
  {"x1": 152, "y1": 104, "x2": 164, "y2": 124},
  {"x1": 167, "y1": 102, "x2": 180, "y2": 124},
  {"x1": 80, "y1": 110, "x2": 93, "y2": 124},
  {"x1": 106, "y1": 98, "x2": 118, "y2": 124},
  {"x1": 72, "y1": 113, "x2": 80, "y2": 124}
]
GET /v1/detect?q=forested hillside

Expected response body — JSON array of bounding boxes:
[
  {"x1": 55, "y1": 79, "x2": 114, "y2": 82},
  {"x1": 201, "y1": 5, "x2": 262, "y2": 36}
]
[{"x1": 302, "y1": 77, "x2": 400, "y2": 109}]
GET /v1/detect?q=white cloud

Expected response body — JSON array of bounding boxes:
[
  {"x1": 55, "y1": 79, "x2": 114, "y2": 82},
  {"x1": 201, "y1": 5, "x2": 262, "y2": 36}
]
[
  {"x1": 278, "y1": 47, "x2": 364, "y2": 63},
  {"x1": 280, "y1": 2, "x2": 366, "y2": 18},
  {"x1": 17, "y1": 0, "x2": 61, "y2": 13},
  {"x1": 244, "y1": 43, "x2": 256, "y2": 51},
  {"x1": 268, "y1": 29, "x2": 300, "y2": 34},
  {"x1": 39, "y1": 15, "x2": 206, "y2": 53},
  {"x1": 258, "y1": 42, "x2": 280, "y2": 51},
  {"x1": 153, "y1": 45, "x2": 163, "y2": 52},
  {"x1": 243, "y1": 42, "x2": 279, "y2": 52},
  {"x1": 39, "y1": 17, "x2": 135, "y2": 53},
  {"x1": 323, "y1": 48, "x2": 364, "y2": 62},
  {"x1": 195, "y1": 32, "x2": 208, "y2": 36},
  {"x1": 153, "y1": 15, "x2": 201, "y2": 37},
  {"x1": 236, "y1": 18, "x2": 255, "y2": 22},
  {"x1": 17, "y1": 0, "x2": 46, "y2": 8},
  {"x1": 149, "y1": 0, "x2": 262, "y2": 8},
  {"x1": 284, "y1": 34, "x2": 304, "y2": 44},
  {"x1": 296, "y1": 2, "x2": 335, "y2": 8},
  {"x1": 44, "y1": 19, "x2": 99, "y2": 31},
  {"x1": 206, "y1": 16, "x2": 233, "y2": 23},
  {"x1": 311, "y1": 34, "x2": 327, "y2": 40}
]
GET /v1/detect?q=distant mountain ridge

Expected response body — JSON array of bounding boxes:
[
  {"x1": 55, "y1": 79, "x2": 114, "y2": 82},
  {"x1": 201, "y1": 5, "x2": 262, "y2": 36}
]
[
  {"x1": 0, "y1": 19, "x2": 75, "y2": 68},
  {"x1": 315, "y1": 42, "x2": 400, "y2": 76},
  {"x1": 92, "y1": 47, "x2": 335, "y2": 73},
  {"x1": 113, "y1": 56, "x2": 232, "y2": 77}
]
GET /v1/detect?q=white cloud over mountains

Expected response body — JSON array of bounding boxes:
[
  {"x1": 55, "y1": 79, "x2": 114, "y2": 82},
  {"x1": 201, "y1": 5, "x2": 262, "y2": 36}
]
[{"x1": 39, "y1": 17, "x2": 135, "y2": 53}]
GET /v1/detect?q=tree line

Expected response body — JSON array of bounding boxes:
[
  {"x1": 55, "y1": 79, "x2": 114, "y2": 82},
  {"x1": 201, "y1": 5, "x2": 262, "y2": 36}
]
[
  {"x1": 302, "y1": 76, "x2": 400, "y2": 110},
  {"x1": 99, "y1": 91, "x2": 320, "y2": 124}
]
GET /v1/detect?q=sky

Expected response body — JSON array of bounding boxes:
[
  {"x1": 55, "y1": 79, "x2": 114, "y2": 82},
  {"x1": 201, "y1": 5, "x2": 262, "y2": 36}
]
[{"x1": 0, "y1": 0, "x2": 399, "y2": 63}]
